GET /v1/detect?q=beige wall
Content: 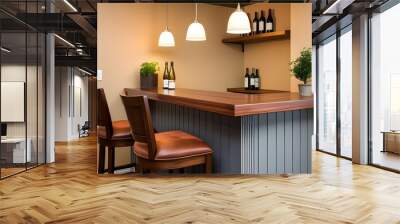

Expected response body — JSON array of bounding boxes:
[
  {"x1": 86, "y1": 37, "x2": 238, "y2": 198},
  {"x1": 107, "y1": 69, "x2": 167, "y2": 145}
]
[
  {"x1": 98, "y1": 3, "x2": 243, "y2": 121},
  {"x1": 243, "y1": 3, "x2": 312, "y2": 91},
  {"x1": 290, "y1": 4, "x2": 312, "y2": 92},
  {"x1": 243, "y1": 4, "x2": 291, "y2": 91}
]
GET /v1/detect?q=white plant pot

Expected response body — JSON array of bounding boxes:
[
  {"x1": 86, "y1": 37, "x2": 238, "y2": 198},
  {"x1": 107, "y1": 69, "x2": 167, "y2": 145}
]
[{"x1": 298, "y1": 84, "x2": 312, "y2": 96}]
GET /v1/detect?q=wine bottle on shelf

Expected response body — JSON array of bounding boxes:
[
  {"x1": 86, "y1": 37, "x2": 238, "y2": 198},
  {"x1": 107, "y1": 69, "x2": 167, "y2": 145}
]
[
  {"x1": 266, "y1": 9, "x2": 274, "y2": 32},
  {"x1": 247, "y1": 13, "x2": 252, "y2": 36},
  {"x1": 250, "y1": 68, "x2": 256, "y2": 90},
  {"x1": 255, "y1": 69, "x2": 260, "y2": 90},
  {"x1": 168, "y1": 61, "x2": 176, "y2": 90},
  {"x1": 252, "y1": 12, "x2": 259, "y2": 35},
  {"x1": 259, "y1": 10, "x2": 266, "y2": 33},
  {"x1": 244, "y1": 68, "x2": 250, "y2": 90},
  {"x1": 163, "y1": 62, "x2": 169, "y2": 89}
]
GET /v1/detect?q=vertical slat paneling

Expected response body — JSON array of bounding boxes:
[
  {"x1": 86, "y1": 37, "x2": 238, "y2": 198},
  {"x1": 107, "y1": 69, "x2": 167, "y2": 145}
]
[
  {"x1": 300, "y1": 110, "x2": 308, "y2": 173},
  {"x1": 284, "y1": 111, "x2": 293, "y2": 173},
  {"x1": 221, "y1": 115, "x2": 230, "y2": 172},
  {"x1": 292, "y1": 110, "x2": 301, "y2": 173},
  {"x1": 150, "y1": 101, "x2": 312, "y2": 174},
  {"x1": 276, "y1": 112, "x2": 285, "y2": 173},
  {"x1": 307, "y1": 109, "x2": 313, "y2": 173},
  {"x1": 258, "y1": 114, "x2": 268, "y2": 174},
  {"x1": 230, "y1": 117, "x2": 242, "y2": 173},
  {"x1": 267, "y1": 113, "x2": 277, "y2": 174}
]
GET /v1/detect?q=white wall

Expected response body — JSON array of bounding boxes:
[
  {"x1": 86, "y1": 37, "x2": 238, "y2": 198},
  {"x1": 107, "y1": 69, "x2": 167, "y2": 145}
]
[{"x1": 55, "y1": 67, "x2": 89, "y2": 141}]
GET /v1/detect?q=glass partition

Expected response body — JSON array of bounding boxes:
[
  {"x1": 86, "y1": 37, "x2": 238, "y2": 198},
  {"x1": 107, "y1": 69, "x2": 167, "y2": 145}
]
[{"x1": 0, "y1": 2, "x2": 46, "y2": 179}]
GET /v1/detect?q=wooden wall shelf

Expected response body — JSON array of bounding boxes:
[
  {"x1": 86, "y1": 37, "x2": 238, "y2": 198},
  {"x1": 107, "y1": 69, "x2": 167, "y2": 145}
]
[{"x1": 222, "y1": 30, "x2": 290, "y2": 51}]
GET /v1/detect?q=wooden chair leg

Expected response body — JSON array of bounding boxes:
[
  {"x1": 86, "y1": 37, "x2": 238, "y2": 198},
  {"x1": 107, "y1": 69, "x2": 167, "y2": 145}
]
[
  {"x1": 98, "y1": 144, "x2": 106, "y2": 174},
  {"x1": 205, "y1": 154, "x2": 212, "y2": 174},
  {"x1": 108, "y1": 146, "x2": 115, "y2": 174}
]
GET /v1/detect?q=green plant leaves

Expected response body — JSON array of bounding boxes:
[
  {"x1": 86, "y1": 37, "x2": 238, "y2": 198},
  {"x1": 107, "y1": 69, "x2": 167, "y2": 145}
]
[
  {"x1": 290, "y1": 48, "x2": 312, "y2": 84},
  {"x1": 140, "y1": 62, "x2": 159, "y2": 77}
]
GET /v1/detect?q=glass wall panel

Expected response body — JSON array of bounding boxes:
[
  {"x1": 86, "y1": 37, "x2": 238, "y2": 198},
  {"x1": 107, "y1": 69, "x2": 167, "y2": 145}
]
[
  {"x1": 371, "y1": 3, "x2": 400, "y2": 171},
  {"x1": 0, "y1": 1, "x2": 46, "y2": 179},
  {"x1": 1, "y1": 31, "x2": 28, "y2": 177},
  {"x1": 339, "y1": 27, "x2": 352, "y2": 158},
  {"x1": 317, "y1": 35, "x2": 337, "y2": 154}
]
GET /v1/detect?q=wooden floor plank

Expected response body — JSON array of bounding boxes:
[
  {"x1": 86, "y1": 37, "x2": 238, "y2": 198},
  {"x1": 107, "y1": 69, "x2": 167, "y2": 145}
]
[{"x1": 1, "y1": 136, "x2": 400, "y2": 223}]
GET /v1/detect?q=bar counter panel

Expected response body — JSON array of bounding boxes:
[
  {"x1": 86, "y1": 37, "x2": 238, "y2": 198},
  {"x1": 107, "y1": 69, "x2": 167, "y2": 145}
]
[
  {"x1": 125, "y1": 88, "x2": 313, "y2": 174},
  {"x1": 150, "y1": 101, "x2": 313, "y2": 174}
]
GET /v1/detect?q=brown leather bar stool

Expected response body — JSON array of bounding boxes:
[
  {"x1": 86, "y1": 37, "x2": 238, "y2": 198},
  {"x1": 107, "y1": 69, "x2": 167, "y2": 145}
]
[
  {"x1": 97, "y1": 88, "x2": 134, "y2": 174},
  {"x1": 120, "y1": 94, "x2": 213, "y2": 173}
]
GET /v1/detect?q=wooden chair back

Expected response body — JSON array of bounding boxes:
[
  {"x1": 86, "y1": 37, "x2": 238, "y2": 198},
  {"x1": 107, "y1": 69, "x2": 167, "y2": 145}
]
[
  {"x1": 97, "y1": 88, "x2": 113, "y2": 139},
  {"x1": 120, "y1": 94, "x2": 157, "y2": 160}
]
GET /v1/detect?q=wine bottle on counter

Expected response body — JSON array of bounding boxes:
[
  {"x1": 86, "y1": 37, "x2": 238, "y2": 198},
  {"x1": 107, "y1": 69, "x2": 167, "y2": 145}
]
[
  {"x1": 244, "y1": 68, "x2": 250, "y2": 90},
  {"x1": 259, "y1": 10, "x2": 266, "y2": 33},
  {"x1": 266, "y1": 9, "x2": 274, "y2": 32},
  {"x1": 163, "y1": 62, "x2": 169, "y2": 89},
  {"x1": 255, "y1": 69, "x2": 260, "y2": 90},
  {"x1": 250, "y1": 68, "x2": 256, "y2": 90},
  {"x1": 252, "y1": 12, "x2": 259, "y2": 35},
  {"x1": 168, "y1": 61, "x2": 176, "y2": 90}
]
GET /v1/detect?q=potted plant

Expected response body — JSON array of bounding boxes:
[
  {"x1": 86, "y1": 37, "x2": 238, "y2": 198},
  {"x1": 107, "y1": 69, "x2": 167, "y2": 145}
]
[
  {"x1": 290, "y1": 48, "x2": 312, "y2": 96},
  {"x1": 140, "y1": 61, "x2": 159, "y2": 89}
]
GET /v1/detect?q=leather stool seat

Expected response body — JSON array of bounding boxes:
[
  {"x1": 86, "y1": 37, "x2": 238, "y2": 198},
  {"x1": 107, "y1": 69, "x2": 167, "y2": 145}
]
[
  {"x1": 98, "y1": 120, "x2": 131, "y2": 140},
  {"x1": 134, "y1": 131, "x2": 212, "y2": 160}
]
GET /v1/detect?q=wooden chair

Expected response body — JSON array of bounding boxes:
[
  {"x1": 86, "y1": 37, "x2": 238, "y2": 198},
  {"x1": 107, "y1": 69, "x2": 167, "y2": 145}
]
[
  {"x1": 120, "y1": 94, "x2": 213, "y2": 173},
  {"x1": 97, "y1": 88, "x2": 135, "y2": 174}
]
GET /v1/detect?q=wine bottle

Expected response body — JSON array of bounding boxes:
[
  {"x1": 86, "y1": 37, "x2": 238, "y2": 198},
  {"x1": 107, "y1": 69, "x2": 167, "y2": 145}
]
[
  {"x1": 168, "y1": 61, "x2": 176, "y2": 90},
  {"x1": 244, "y1": 68, "x2": 250, "y2": 90},
  {"x1": 163, "y1": 62, "x2": 169, "y2": 89},
  {"x1": 255, "y1": 69, "x2": 260, "y2": 90},
  {"x1": 250, "y1": 68, "x2": 256, "y2": 90},
  {"x1": 266, "y1": 9, "x2": 274, "y2": 32},
  {"x1": 247, "y1": 13, "x2": 252, "y2": 36},
  {"x1": 252, "y1": 12, "x2": 259, "y2": 35},
  {"x1": 259, "y1": 10, "x2": 266, "y2": 33}
]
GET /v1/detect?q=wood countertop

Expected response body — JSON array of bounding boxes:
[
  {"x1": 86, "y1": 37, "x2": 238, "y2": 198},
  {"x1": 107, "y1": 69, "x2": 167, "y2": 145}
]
[{"x1": 123, "y1": 88, "x2": 313, "y2": 117}]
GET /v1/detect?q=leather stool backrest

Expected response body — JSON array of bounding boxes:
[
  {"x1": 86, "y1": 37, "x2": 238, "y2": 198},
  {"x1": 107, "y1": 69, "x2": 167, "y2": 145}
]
[
  {"x1": 120, "y1": 94, "x2": 157, "y2": 160},
  {"x1": 97, "y1": 88, "x2": 113, "y2": 139}
]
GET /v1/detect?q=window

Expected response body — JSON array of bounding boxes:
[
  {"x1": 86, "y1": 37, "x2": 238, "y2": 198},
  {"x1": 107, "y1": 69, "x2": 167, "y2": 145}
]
[
  {"x1": 317, "y1": 35, "x2": 337, "y2": 155},
  {"x1": 370, "y1": 2, "x2": 400, "y2": 171},
  {"x1": 316, "y1": 25, "x2": 353, "y2": 159},
  {"x1": 339, "y1": 27, "x2": 352, "y2": 158}
]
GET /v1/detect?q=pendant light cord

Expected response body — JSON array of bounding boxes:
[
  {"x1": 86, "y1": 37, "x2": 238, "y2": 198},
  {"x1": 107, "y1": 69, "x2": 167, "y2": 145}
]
[
  {"x1": 195, "y1": 3, "x2": 198, "y2": 22},
  {"x1": 166, "y1": 4, "x2": 169, "y2": 30}
]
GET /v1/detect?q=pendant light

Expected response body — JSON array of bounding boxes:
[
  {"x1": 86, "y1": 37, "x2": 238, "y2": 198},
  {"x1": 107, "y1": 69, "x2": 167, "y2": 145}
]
[
  {"x1": 186, "y1": 3, "x2": 206, "y2": 41},
  {"x1": 158, "y1": 4, "x2": 175, "y2": 47},
  {"x1": 226, "y1": 3, "x2": 251, "y2": 34}
]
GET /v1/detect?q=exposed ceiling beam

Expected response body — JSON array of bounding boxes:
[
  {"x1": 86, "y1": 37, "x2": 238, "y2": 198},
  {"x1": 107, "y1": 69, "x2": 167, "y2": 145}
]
[{"x1": 67, "y1": 13, "x2": 97, "y2": 39}]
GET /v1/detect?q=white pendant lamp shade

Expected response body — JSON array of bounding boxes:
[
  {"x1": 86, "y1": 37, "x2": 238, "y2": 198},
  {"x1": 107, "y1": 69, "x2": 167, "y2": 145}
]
[
  {"x1": 158, "y1": 4, "x2": 175, "y2": 47},
  {"x1": 186, "y1": 3, "x2": 206, "y2": 41},
  {"x1": 226, "y1": 3, "x2": 251, "y2": 34},
  {"x1": 158, "y1": 28, "x2": 175, "y2": 47}
]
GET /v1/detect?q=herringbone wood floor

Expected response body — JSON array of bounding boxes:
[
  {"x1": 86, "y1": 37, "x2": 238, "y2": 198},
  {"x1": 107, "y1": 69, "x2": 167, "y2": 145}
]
[{"x1": 1, "y1": 136, "x2": 400, "y2": 224}]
